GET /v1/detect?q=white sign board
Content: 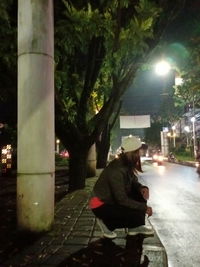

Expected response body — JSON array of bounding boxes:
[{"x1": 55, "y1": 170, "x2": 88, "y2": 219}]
[{"x1": 120, "y1": 115, "x2": 150, "y2": 129}]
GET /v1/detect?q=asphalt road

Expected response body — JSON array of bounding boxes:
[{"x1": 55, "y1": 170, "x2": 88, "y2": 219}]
[{"x1": 140, "y1": 161, "x2": 200, "y2": 267}]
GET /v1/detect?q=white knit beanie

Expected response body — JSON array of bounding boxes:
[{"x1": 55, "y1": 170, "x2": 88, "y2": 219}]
[{"x1": 121, "y1": 136, "x2": 142, "y2": 152}]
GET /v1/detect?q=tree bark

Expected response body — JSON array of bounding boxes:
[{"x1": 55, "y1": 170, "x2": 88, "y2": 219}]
[
  {"x1": 96, "y1": 101, "x2": 121, "y2": 168},
  {"x1": 68, "y1": 148, "x2": 88, "y2": 191}
]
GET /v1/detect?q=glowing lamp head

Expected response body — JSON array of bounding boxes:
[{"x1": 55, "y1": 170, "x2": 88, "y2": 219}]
[{"x1": 155, "y1": 61, "x2": 171, "y2": 76}]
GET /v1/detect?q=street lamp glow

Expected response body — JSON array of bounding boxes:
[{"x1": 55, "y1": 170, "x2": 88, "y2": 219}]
[
  {"x1": 184, "y1": 126, "x2": 190, "y2": 132},
  {"x1": 172, "y1": 125, "x2": 176, "y2": 130},
  {"x1": 155, "y1": 61, "x2": 171, "y2": 76},
  {"x1": 191, "y1": 117, "x2": 195, "y2": 122}
]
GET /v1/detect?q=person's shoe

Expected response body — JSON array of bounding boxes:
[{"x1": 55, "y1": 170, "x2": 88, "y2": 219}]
[
  {"x1": 96, "y1": 218, "x2": 117, "y2": 239},
  {"x1": 127, "y1": 225, "x2": 154, "y2": 236}
]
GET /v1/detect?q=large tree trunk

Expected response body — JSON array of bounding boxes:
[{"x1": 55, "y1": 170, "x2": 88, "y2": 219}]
[
  {"x1": 97, "y1": 102, "x2": 121, "y2": 168},
  {"x1": 68, "y1": 148, "x2": 89, "y2": 191}
]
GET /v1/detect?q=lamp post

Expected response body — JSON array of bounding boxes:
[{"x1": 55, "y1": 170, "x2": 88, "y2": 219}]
[
  {"x1": 56, "y1": 139, "x2": 60, "y2": 154},
  {"x1": 155, "y1": 61, "x2": 184, "y2": 150},
  {"x1": 155, "y1": 60, "x2": 172, "y2": 155}
]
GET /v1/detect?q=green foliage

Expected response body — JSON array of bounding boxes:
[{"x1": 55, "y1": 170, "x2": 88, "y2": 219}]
[
  {"x1": 158, "y1": 95, "x2": 184, "y2": 125},
  {"x1": 0, "y1": 0, "x2": 17, "y2": 132},
  {"x1": 55, "y1": 0, "x2": 162, "y2": 128},
  {"x1": 104, "y1": 0, "x2": 161, "y2": 80},
  {"x1": 55, "y1": 153, "x2": 69, "y2": 167},
  {"x1": 0, "y1": 1, "x2": 16, "y2": 70},
  {"x1": 174, "y1": 38, "x2": 200, "y2": 109},
  {"x1": 174, "y1": 150, "x2": 194, "y2": 161}
]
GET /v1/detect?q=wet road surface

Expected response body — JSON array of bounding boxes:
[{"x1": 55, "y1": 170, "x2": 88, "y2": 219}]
[{"x1": 141, "y1": 161, "x2": 200, "y2": 267}]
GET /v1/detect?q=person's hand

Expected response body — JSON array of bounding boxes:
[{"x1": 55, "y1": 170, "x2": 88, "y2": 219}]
[
  {"x1": 146, "y1": 206, "x2": 153, "y2": 217},
  {"x1": 140, "y1": 187, "x2": 149, "y2": 200}
]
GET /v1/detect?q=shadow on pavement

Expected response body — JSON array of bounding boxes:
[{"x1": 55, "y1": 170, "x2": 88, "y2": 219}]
[{"x1": 58, "y1": 235, "x2": 149, "y2": 267}]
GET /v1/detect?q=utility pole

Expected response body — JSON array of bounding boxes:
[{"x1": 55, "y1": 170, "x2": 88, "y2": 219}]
[{"x1": 17, "y1": 0, "x2": 55, "y2": 232}]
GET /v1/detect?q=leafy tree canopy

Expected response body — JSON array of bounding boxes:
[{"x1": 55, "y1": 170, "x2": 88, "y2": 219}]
[
  {"x1": 0, "y1": 0, "x2": 17, "y2": 148},
  {"x1": 174, "y1": 37, "x2": 200, "y2": 110},
  {"x1": 55, "y1": 0, "x2": 160, "y2": 118},
  {"x1": 54, "y1": 0, "x2": 183, "y2": 146}
]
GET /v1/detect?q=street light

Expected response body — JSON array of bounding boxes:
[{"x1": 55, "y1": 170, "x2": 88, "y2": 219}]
[
  {"x1": 155, "y1": 61, "x2": 171, "y2": 76},
  {"x1": 56, "y1": 139, "x2": 60, "y2": 154},
  {"x1": 155, "y1": 60, "x2": 174, "y2": 155}
]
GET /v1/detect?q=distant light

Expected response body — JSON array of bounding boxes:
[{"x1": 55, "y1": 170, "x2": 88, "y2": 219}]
[
  {"x1": 184, "y1": 126, "x2": 190, "y2": 132},
  {"x1": 155, "y1": 61, "x2": 171, "y2": 76},
  {"x1": 163, "y1": 127, "x2": 169, "y2": 132},
  {"x1": 2, "y1": 149, "x2": 7, "y2": 155},
  {"x1": 172, "y1": 126, "x2": 176, "y2": 130}
]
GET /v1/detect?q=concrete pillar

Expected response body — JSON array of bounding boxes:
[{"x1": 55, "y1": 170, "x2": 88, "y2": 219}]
[
  {"x1": 17, "y1": 0, "x2": 54, "y2": 232},
  {"x1": 87, "y1": 144, "x2": 96, "y2": 177}
]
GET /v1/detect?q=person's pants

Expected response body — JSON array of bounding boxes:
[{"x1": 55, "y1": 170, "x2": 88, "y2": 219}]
[{"x1": 92, "y1": 190, "x2": 147, "y2": 231}]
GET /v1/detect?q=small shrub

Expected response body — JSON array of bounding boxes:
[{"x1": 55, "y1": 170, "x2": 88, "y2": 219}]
[
  {"x1": 55, "y1": 153, "x2": 69, "y2": 167},
  {"x1": 174, "y1": 150, "x2": 194, "y2": 161}
]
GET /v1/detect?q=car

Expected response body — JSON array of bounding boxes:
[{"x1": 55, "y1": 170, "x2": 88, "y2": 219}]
[
  {"x1": 59, "y1": 150, "x2": 69, "y2": 158},
  {"x1": 152, "y1": 152, "x2": 164, "y2": 165}
]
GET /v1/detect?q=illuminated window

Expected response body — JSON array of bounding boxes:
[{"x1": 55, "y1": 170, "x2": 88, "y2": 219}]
[
  {"x1": 2, "y1": 159, "x2": 7, "y2": 163},
  {"x1": 7, "y1": 164, "x2": 11, "y2": 168}
]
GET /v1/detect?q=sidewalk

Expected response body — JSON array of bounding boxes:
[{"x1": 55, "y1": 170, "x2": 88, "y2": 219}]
[{"x1": 2, "y1": 173, "x2": 168, "y2": 267}]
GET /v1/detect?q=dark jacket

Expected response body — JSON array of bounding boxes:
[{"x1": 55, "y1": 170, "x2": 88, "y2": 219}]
[{"x1": 93, "y1": 158, "x2": 147, "y2": 212}]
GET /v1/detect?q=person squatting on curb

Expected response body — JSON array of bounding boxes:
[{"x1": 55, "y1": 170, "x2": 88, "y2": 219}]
[{"x1": 89, "y1": 136, "x2": 154, "y2": 239}]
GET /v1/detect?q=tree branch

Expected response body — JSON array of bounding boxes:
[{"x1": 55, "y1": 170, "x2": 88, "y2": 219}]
[{"x1": 77, "y1": 36, "x2": 105, "y2": 127}]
